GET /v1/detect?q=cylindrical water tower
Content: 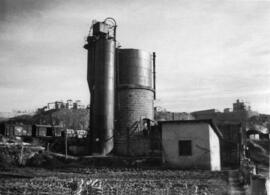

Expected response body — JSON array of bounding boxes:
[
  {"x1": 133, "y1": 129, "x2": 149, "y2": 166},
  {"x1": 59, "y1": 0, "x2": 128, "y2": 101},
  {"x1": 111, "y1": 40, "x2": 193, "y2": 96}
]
[
  {"x1": 115, "y1": 49, "x2": 155, "y2": 156},
  {"x1": 84, "y1": 19, "x2": 117, "y2": 155}
]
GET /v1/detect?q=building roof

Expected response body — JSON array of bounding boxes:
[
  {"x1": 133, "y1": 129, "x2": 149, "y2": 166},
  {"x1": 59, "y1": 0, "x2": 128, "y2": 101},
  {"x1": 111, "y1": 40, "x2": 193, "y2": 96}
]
[
  {"x1": 247, "y1": 129, "x2": 269, "y2": 135},
  {"x1": 34, "y1": 124, "x2": 63, "y2": 128},
  {"x1": 159, "y1": 119, "x2": 223, "y2": 139},
  {"x1": 191, "y1": 109, "x2": 220, "y2": 114}
]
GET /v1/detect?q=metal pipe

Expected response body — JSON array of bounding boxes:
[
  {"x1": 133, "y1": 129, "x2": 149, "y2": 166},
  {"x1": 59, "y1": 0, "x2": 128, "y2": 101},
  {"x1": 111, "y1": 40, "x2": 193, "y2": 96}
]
[
  {"x1": 115, "y1": 48, "x2": 120, "y2": 119},
  {"x1": 153, "y1": 52, "x2": 156, "y2": 100}
]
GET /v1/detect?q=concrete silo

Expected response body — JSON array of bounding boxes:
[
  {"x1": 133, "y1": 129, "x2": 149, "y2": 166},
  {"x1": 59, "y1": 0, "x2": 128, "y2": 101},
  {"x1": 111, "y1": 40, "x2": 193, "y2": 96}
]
[{"x1": 115, "y1": 49, "x2": 156, "y2": 156}]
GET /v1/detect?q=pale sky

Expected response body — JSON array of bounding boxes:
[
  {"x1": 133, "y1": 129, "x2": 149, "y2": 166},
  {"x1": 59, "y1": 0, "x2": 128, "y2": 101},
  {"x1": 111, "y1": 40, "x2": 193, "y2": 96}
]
[{"x1": 0, "y1": 0, "x2": 270, "y2": 114}]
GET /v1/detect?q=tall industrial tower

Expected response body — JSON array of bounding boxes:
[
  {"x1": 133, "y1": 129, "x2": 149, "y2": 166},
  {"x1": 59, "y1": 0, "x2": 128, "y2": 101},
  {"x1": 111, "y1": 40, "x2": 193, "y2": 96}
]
[{"x1": 84, "y1": 18, "x2": 117, "y2": 155}]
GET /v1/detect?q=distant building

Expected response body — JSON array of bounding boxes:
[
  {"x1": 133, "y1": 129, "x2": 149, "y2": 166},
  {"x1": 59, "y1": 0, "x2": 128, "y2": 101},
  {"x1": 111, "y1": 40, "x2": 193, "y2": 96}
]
[
  {"x1": 0, "y1": 122, "x2": 32, "y2": 137},
  {"x1": 32, "y1": 124, "x2": 63, "y2": 137},
  {"x1": 73, "y1": 100, "x2": 85, "y2": 109},
  {"x1": 2, "y1": 123, "x2": 32, "y2": 137},
  {"x1": 38, "y1": 99, "x2": 86, "y2": 113},
  {"x1": 192, "y1": 109, "x2": 220, "y2": 115},
  {"x1": 66, "y1": 99, "x2": 73, "y2": 109},
  {"x1": 160, "y1": 120, "x2": 222, "y2": 170},
  {"x1": 224, "y1": 108, "x2": 230, "y2": 113},
  {"x1": 191, "y1": 100, "x2": 259, "y2": 130},
  {"x1": 66, "y1": 129, "x2": 76, "y2": 137},
  {"x1": 191, "y1": 109, "x2": 220, "y2": 122},
  {"x1": 64, "y1": 129, "x2": 88, "y2": 138},
  {"x1": 246, "y1": 129, "x2": 270, "y2": 140},
  {"x1": 47, "y1": 102, "x2": 56, "y2": 110},
  {"x1": 44, "y1": 101, "x2": 64, "y2": 111},
  {"x1": 39, "y1": 106, "x2": 48, "y2": 112},
  {"x1": 155, "y1": 110, "x2": 194, "y2": 121},
  {"x1": 76, "y1": 130, "x2": 88, "y2": 138},
  {"x1": 233, "y1": 99, "x2": 250, "y2": 112},
  {"x1": 55, "y1": 101, "x2": 65, "y2": 110}
]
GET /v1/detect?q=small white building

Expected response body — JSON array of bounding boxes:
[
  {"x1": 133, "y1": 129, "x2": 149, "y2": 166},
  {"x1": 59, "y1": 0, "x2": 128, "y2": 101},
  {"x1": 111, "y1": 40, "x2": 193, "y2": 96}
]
[{"x1": 160, "y1": 120, "x2": 223, "y2": 171}]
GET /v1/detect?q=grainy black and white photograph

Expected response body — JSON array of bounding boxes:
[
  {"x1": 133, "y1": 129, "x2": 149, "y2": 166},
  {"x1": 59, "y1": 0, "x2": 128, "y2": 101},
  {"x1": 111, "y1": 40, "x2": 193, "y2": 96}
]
[{"x1": 0, "y1": 0, "x2": 269, "y2": 194}]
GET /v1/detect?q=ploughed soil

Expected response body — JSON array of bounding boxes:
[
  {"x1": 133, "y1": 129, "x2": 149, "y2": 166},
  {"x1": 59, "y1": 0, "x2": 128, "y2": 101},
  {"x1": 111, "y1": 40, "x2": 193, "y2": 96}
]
[
  {"x1": 0, "y1": 136, "x2": 227, "y2": 194},
  {"x1": 0, "y1": 137, "x2": 228, "y2": 194},
  {"x1": 0, "y1": 167, "x2": 228, "y2": 195}
]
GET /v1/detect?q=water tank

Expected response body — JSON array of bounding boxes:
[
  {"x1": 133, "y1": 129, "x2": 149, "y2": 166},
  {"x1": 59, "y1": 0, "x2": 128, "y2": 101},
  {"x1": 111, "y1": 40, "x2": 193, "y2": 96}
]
[{"x1": 115, "y1": 49, "x2": 154, "y2": 156}]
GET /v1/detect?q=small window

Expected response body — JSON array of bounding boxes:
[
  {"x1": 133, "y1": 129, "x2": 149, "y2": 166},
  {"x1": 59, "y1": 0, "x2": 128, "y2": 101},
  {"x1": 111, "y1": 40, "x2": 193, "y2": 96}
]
[{"x1": 178, "y1": 140, "x2": 192, "y2": 156}]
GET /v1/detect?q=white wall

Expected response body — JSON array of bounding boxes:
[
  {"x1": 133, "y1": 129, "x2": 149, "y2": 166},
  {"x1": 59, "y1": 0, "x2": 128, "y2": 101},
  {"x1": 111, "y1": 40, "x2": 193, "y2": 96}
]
[
  {"x1": 162, "y1": 123, "x2": 211, "y2": 169},
  {"x1": 209, "y1": 125, "x2": 221, "y2": 171}
]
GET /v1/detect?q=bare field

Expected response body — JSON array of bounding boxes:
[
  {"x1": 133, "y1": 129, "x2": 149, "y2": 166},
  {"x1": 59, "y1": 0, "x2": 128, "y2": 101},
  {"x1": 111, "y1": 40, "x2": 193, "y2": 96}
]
[{"x1": 0, "y1": 167, "x2": 228, "y2": 195}]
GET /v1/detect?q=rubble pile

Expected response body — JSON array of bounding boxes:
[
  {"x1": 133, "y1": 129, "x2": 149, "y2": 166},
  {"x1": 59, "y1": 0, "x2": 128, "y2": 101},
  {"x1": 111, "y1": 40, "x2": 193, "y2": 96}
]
[{"x1": 0, "y1": 136, "x2": 44, "y2": 167}]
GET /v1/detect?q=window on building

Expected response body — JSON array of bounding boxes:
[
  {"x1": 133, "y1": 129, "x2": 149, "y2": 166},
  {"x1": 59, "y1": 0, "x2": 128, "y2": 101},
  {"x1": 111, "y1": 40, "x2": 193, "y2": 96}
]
[{"x1": 178, "y1": 140, "x2": 192, "y2": 156}]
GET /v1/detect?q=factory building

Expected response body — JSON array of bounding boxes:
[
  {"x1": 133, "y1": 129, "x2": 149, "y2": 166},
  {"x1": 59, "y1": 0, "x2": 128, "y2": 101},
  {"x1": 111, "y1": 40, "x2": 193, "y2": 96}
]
[{"x1": 160, "y1": 120, "x2": 222, "y2": 170}]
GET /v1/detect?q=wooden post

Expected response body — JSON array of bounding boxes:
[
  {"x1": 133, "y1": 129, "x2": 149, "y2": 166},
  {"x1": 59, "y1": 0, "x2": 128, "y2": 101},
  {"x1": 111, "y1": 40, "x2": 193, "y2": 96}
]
[
  {"x1": 47, "y1": 143, "x2": 50, "y2": 152},
  {"x1": 65, "y1": 129, "x2": 68, "y2": 159},
  {"x1": 127, "y1": 127, "x2": 129, "y2": 155},
  {"x1": 19, "y1": 143, "x2": 24, "y2": 166}
]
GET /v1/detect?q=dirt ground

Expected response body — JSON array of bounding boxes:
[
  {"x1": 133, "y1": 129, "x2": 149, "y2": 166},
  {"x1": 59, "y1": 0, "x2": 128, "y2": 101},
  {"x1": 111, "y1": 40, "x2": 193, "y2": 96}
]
[{"x1": 0, "y1": 167, "x2": 228, "y2": 195}]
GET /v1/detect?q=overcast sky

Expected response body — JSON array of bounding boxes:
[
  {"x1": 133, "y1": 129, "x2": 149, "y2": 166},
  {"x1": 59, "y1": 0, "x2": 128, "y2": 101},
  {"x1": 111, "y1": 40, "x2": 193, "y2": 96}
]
[{"x1": 0, "y1": 0, "x2": 269, "y2": 114}]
